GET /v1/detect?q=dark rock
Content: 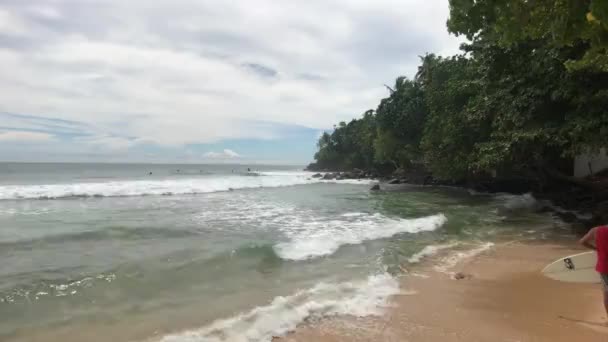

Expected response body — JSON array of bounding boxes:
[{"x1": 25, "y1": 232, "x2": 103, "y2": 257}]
[
  {"x1": 322, "y1": 173, "x2": 336, "y2": 180},
  {"x1": 370, "y1": 184, "x2": 381, "y2": 191},
  {"x1": 312, "y1": 173, "x2": 322, "y2": 178},
  {"x1": 454, "y1": 272, "x2": 472, "y2": 280},
  {"x1": 392, "y1": 168, "x2": 407, "y2": 178},
  {"x1": 555, "y1": 211, "x2": 578, "y2": 223},
  {"x1": 388, "y1": 178, "x2": 400, "y2": 185},
  {"x1": 341, "y1": 172, "x2": 355, "y2": 179},
  {"x1": 536, "y1": 206, "x2": 553, "y2": 213}
]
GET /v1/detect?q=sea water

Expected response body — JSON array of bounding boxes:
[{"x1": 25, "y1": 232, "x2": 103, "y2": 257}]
[{"x1": 0, "y1": 162, "x2": 569, "y2": 341}]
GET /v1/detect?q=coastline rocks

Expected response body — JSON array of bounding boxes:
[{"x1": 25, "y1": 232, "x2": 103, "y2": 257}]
[
  {"x1": 388, "y1": 178, "x2": 401, "y2": 185},
  {"x1": 322, "y1": 173, "x2": 336, "y2": 180},
  {"x1": 370, "y1": 184, "x2": 380, "y2": 191},
  {"x1": 555, "y1": 211, "x2": 578, "y2": 223},
  {"x1": 318, "y1": 171, "x2": 370, "y2": 180}
]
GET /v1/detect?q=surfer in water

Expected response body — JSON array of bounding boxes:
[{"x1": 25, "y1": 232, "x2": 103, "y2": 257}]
[{"x1": 580, "y1": 225, "x2": 608, "y2": 318}]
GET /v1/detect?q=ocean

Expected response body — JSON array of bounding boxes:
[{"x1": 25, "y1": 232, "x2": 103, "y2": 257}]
[{"x1": 0, "y1": 162, "x2": 570, "y2": 341}]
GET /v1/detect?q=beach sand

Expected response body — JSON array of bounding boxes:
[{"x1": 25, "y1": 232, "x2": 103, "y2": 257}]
[{"x1": 279, "y1": 241, "x2": 608, "y2": 342}]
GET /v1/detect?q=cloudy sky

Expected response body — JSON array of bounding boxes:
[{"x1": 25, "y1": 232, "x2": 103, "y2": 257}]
[{"x1": 0, "y1": 0, "x2": 462, "y2": 164}]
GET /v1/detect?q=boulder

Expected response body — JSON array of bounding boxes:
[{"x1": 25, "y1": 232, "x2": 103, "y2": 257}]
[
  {"x1": 370, "y1": 184, "x2": 381, "y2": 191},
  {"x1": 322, "y1": 173, "x2": 336, "y2": 180},
  {"x1": 343, "y1": 172, "x2": 357, "y2": 179},
  {"x1": 392, "y1": 168, "x2": 407, "y2": 178},
  {"x1": 312, "y1": 173, "x2": 323, "y2": 178},
  {"x1": 454, "y1": 272, "x2": 472, "y2": 280},
  {"x1": 388, "y1": 178, "x2": 401, "y2": 184},
  {"x1": 555, "y1": 211, "x2": 577, "y2": 223}
]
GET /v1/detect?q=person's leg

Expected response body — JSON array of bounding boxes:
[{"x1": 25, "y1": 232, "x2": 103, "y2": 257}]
[
  {"x1": 604, "y1": 288, "x2": 608, "y2": 317},
  {"x1": 602, "y1": 274, "x2": 608, "y2": 319}
]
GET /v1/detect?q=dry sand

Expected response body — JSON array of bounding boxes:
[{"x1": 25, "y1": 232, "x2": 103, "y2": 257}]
[{"x1": 279, "y1": 241, "x2": 608, "y2": 342}]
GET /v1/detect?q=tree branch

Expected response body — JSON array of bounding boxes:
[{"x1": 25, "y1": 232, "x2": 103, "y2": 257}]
[{"x1": 384, "y1": 84, "x2": 395, "y2": 94}]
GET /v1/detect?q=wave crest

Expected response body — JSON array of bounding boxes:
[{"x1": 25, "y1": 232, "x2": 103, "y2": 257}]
[
  {"x1": 0, "y1": 172, "x2": 376, "y2": 200},
  {"x1": 156, "y1": 273, "x2": 399, "y2": 342},
  {"x1": 274, "y1": 213, "x2": 448, "y2": 261}
]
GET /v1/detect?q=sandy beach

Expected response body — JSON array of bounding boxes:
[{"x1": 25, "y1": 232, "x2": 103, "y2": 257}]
[{"x1": 280, "y1": 241, "x2": 608, "y2": 342}]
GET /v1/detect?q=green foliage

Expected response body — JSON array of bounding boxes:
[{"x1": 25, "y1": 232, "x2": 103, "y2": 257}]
[
  {"x1": 418, "y1": 54, "x2": 486, "y2": 179},
  {"x1": 447, "y1": 0, "x2": 608, "y2": 71},
  {"x1": 309, "y1": 1, "x2": 608, "y2": 182},
  {"x1": 374, "y1": 77, "x2": 428, "y2": 168},
  {"x1": 312, "y1": 110, "x2": 377, "y2": 171}
]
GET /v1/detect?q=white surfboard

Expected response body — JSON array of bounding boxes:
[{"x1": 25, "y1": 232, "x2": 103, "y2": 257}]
[{"x1": 542, "y1": 251, "x2": 599, "y2": 283}]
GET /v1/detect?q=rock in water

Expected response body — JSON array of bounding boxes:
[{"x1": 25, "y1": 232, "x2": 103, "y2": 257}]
[
  {"x1": 312, "y1": 173, "x2": 322, "y2": 178},
  {"x1": 370, "y1": 184, "x2": 380, "y2": 191},
  {"x1": 322, "y1": 173, "x2": 337, "y2": 180},
  {"x1": 388, "y1": 178, "x2": 400, "y2": 184}
]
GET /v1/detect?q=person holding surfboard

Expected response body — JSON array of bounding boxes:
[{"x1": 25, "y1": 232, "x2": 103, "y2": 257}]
[{"x1": 579, "y1": 225, "x2": 608, "y2": 318}]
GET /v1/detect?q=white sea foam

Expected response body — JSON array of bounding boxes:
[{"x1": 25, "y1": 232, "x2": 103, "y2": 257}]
[
  {"x1": 434, "y1": 242, "x2": 494, "y2": 274},
  {"x1": 495, "y1": 193, "x2": 537, "y2": 210},
  {"x1": 407, "y1": 242, "x2": 459, "y2": 263},
  {"x1": 341, "y1": 212, "x2": 367, "y2": 217},
  {"x1": 0, "y1": 172, "x2": 376, "y2": 200},
  {"x1": 274, "y1": 213, "x2": 448, "y2": 261},
  {"x1": 156, "y1": 273, "x2": 399, "y2": 342}
]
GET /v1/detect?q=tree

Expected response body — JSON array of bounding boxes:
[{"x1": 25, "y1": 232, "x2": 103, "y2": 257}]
[
  {"x1": 310, "y1": 111, "x2": 378, "y2": 171},
  {"x1": 447, "y1": 0, "x2": 608, "y2": 71},
  {"x1": 374, "y1": 76, "x2": 428, "y2": 168},
  {"x1": 309, "y1": 0, "x2": 608, "y2": 186},
  {"x1": 418, "y1": 54, "x2": 486, "y2": 179}
]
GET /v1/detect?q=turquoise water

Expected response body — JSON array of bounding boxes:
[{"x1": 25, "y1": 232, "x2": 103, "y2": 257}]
[{"x1": 0, "y1": 163, "x2": 568, "y2": 341}]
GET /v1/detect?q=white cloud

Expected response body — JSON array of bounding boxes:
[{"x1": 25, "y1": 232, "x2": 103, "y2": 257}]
[
  {"x1": 75, "y1": 135, "x2": 146, "y2": 151},
  {"x1": 204, "y1": 149, "x2": 241, "y2": 159},
  {"x1": 0, "y1": 130, "x2": 54, "y2": 142},
  {"x1": 0, "y1": 0, "x2": 464, "y2": 156}
]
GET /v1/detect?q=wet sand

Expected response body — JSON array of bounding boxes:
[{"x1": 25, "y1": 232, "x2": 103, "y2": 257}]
[{"x1": 280, "y1": 241, "x2": 608, "y2": 341}]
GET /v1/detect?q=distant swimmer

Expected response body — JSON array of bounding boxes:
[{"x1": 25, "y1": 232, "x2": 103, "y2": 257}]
[{"x1": 580, "y1": 225, "x2": 608, "y2": 319}]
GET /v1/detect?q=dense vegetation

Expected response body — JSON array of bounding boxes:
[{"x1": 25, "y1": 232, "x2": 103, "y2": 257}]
[{"x1": 308, "y1": 0, "x2": 608, "y2": 187}]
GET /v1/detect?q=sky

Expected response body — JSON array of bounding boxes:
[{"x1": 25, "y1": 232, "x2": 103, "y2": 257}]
[{"x1": 0, "y1": 0, "x2": 463, "y2": 165}]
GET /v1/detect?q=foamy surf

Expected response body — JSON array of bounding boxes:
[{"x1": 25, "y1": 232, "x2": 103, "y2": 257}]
[
  {"x1": 155, "y1": 273, "x2": 399, "y2": 342},
  {"x1": 274, "y1": 213, "x2": 448, "y2": 260},
  {"x1": 0, "y1": 172, "x2": 375, "y2": 200},
  {"x1": 433, "y1": 242, "x2": 495, "y2": 275},
  {"x1": 408, "y1": 242, "x2": 460, "y2": 263},
  {"x1": 495, "y1": 193, "x2": 538, "y2": 211}
]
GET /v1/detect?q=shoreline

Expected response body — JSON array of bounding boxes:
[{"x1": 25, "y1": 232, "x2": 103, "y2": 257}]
[
  {"x1": 278, "y1": 241, "x2": 608, "y2": 341},
  {"x1": 308, "y1": 169, "x2": 602, "y2": 233}
]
